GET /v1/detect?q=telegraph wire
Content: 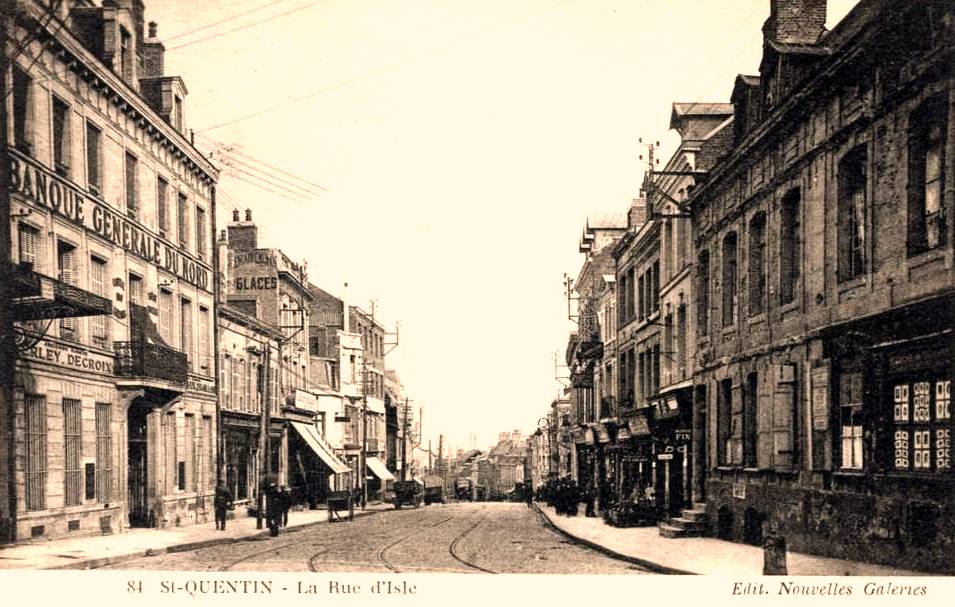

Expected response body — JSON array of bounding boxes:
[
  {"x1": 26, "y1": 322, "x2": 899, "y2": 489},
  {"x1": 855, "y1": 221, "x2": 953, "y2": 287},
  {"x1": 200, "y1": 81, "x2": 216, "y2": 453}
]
[
  {"x1": 214, "y1": 150, "x2": 324, "y2": 198},
  {"x1": 220, "y1": 167, "x2": 311, "y2": 204},
  {"x1": 216, "y1": 155, "x2": 315, "y2": 199},
  {"x1": 166, "y1": 2, "x2": 318, "y2": 52},
  {"x1": 200, "y1": 135, "x2": 329, "y2": 192},
  {"x1": 163, "y1": 0, "x2": 296, "y2": 42}
]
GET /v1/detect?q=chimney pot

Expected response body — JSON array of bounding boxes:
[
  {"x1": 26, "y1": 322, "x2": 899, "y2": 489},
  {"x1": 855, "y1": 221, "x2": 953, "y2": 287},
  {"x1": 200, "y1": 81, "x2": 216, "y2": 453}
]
[
  {"x1": 245, "y1": 209, "x2": 252, "y2": 221},
  {"x1": 148, "y1": 21, "x2": 157, "y2": 38},
  {"x1": 232, "y1": 209, "x2": 239, "y2": 222}
]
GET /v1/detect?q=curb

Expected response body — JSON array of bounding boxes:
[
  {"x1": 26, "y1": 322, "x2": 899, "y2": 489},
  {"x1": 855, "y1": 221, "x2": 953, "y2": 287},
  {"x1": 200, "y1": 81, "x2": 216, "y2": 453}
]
[
  {"x1": 46, "y1": 508, "x2": 386, "y2": 570},
  {"x1": 532, "y1": 503, "x2": 695, "y2": 575}
]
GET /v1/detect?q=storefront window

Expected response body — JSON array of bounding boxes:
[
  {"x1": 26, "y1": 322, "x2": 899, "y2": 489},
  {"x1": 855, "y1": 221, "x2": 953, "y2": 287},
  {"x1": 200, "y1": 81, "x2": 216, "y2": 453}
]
[
  {"x1": 893, "y1": 377, "x2": 951, "y2": 472},
  {"x1": 840, "y1": 373, "x2": 864, "y2": 470}
]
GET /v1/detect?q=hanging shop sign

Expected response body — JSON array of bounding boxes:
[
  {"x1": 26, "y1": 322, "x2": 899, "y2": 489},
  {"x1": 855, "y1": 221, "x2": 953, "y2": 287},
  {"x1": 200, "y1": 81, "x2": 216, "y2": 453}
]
[
  {"x1": 186, "y1": 375, "x2": 216, "y2": 395},
  {"x1": 810, "y1": 365, "x2": 830, "y2": 431},
  {"x1": 674, "y1": 429, "x2": 692, "y2": 442},
  {"x1": 8, "y1": 151, "x2": 211, "y2": 292},
  {"x1": 22, "y1": 337, "x2": 114, "y2": 376}
]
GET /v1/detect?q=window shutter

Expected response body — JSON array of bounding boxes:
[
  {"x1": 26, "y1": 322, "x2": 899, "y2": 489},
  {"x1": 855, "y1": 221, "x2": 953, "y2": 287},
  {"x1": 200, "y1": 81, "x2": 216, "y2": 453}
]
[
  {"x1": 757, "y1": 373, "x2": 774, "y2": 468},
  {"x1": 772, "y1": 365, "x2": 797, "y2": 470},
  {"x1": 19, "y1": 225, "x2": 38, "y2": 265},
  {"x1": 729, "y1": 382, "x2": 744, "y2": 464}
]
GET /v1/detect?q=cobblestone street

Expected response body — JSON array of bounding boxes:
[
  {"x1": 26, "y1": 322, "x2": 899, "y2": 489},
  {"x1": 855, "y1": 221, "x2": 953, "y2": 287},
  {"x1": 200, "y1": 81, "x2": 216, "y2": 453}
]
[{"x1": 102, "y1": 503, "x2": 649, "y2": 574}]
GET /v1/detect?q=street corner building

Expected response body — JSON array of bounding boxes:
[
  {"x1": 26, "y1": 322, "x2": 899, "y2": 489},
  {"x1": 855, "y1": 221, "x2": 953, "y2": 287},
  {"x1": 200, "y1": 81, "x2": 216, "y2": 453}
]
[
  {"x1": 2, "y1": 0, "x2": 219, "y2": 542},
  {"x1": 689, "y1": 0, "x2": 955, "y2": 573}
]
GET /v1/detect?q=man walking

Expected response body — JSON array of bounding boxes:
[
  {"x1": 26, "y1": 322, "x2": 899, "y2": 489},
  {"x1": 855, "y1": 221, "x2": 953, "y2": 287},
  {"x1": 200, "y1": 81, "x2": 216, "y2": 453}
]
[{"x1": 214, "y1": 482, "x2": 233, "y2": 531}]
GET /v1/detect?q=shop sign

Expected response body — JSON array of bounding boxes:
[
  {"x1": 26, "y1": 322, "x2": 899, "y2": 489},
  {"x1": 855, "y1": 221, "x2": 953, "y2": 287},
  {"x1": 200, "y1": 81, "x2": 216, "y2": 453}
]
[
  {"x1": 293, "y1": 389, "x2": 318, "y2": 412},
  {"x1": 22, "y1": 338, "x2": 114, "y2": 376},
  {"x1": 234, "y1": 275, "x2": 278, "y2": 291},
  {"x1": 8, "y1": 151, "x2": 211, "y2": 292},
  {"x1": 675, "y1": 429, "x2": 692, "y2": 442},
  {"x1": 810, "y1": 365, "x2": 830, "y2": 431},
  {"x1": 186, "y1": 376, "x2": 216, "y2": 395},
  {"x1": 658, "y1": 453, "x2": 674, "y2": 461}
]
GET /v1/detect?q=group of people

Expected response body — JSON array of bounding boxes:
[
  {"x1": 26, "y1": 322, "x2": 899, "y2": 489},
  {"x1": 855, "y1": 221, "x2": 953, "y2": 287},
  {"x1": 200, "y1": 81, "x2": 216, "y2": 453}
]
[
  {"x1": 213, "y1": 481, "x2": 293, "y2": 536},
  {"x1": 538, "y1": 478, "x2": 592, "y2": 517}
]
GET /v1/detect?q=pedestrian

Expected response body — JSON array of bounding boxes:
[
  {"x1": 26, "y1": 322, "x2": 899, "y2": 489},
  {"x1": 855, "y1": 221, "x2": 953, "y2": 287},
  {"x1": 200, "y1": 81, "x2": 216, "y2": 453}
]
[
  {"x1": 213, "y1": 482, "x2": 233, "y2": 531},
  {"x1": 584, "y1": 481, "x2": 596, "y2": 518},
  {"x1": 525, "y1": 483, "x2": 533, "y2": 508},
  {"x1": 280, "y1": 485, "x2": 292, "y2": 527},
  {"x1": 265, "y1": 483, "x2": 281, "y2": 537}
]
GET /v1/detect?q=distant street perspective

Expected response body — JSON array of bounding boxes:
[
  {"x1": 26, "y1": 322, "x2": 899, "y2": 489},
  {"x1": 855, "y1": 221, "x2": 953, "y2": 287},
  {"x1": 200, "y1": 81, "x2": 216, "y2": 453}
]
[
  {"x1": 1, "y1": 0, "x2": 953, "y2": 579},
  {"x1": 100, "y1": 503, "x2": 648, "y2": 574}
]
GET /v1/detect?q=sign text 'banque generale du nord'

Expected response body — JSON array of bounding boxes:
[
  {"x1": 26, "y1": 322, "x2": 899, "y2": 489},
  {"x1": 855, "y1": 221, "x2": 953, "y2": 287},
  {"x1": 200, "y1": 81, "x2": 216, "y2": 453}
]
[{"x1": 8, "y1": 151, "x2": 211, "y2": 292}]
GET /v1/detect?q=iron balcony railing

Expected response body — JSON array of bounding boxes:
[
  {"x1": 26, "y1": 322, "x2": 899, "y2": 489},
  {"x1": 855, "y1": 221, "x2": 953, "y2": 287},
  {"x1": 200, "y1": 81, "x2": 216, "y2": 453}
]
[{"x1": 114, "y1": 340, "x2": 188, "y2": 385}]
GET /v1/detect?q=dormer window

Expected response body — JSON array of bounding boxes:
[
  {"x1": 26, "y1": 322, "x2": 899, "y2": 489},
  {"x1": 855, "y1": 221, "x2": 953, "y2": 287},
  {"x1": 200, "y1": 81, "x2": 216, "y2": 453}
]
[{"x1": 120, "y1": 27, "x2": 132, "y2": 82}]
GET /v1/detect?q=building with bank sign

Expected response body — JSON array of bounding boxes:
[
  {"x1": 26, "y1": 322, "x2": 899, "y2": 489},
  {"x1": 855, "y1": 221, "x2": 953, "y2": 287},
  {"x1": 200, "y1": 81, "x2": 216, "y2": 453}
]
[{"x1": 3, "y1": 0, "x2": 219, "y2": 542}]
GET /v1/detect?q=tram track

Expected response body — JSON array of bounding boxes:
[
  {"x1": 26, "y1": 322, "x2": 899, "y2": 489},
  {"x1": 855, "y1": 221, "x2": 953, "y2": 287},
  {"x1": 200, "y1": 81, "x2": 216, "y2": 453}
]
[
  {"x1": 448, "y1": 513, "x2": 496, "y2": 574},
  {"x1": 376, "y1": 515, "x2": 454, "y2": 573}
]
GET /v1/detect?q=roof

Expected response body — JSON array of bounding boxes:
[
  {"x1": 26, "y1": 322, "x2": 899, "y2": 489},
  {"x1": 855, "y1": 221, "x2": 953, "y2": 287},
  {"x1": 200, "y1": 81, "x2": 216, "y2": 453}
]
[
  {"x1": 670, "y1": 103, "x2": 734, "y2": 118},
  {"x1": 737, "y1": 74, "x2": 761, "y2": 87},
  {"x1": 765, "y1": 39, "x2": 832, "y2": 57},
  {"x1": 585, "y1": 213, "x2": 628, "y2": 231}
]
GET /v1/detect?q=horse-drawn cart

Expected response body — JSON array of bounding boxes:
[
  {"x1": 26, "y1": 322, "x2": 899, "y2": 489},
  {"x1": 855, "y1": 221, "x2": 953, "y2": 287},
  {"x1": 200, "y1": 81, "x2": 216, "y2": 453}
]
[
  {"x1": 392, "y1": 480, "x2": 423, "y2": 509},
  {"x1": 326, "y1": 489, "x2": 355, "y2": 522}
]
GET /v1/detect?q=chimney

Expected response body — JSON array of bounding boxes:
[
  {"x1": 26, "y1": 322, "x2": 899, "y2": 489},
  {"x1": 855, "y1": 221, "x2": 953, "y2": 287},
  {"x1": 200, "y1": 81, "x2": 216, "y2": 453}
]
[
  {"x1": 226, "y1": 207, "x2": 258, "y2": 252},
  {"x1": 342, "y1": 283, "x2": 350, "y2": 334},
  {"x1": 764, "y1": 0, "x2": 827, "y2": 45},
  {"x1": 140, "y1": 20, "x2": 164, "y2": 79}
]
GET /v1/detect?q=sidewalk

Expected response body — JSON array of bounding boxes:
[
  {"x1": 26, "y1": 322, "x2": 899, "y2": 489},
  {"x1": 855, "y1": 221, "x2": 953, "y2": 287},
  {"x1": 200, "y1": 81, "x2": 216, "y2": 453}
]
[
  {"x1": 0, "y1": 502, "x2": 393, "y2": 571},
  {"x1": 534, "y1": 504, "x2": 923, "y2": 576}
]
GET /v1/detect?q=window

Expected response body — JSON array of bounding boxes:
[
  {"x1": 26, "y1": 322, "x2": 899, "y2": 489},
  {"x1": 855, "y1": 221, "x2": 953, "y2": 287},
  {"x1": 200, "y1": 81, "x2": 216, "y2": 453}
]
[
  {"x1": 907, "y1": 93, "x2": 949, "y2": 255},
  {"x1": 25, "y1": 394, "x2": 47, "y2": 511},
  {"x1": 697, "y1": 251, "x2": 710, "y2": 336},
  {"x1": 748, "y1": 213, "x2": 767, "y2": 315},
  {"x1": 128, "y1": 273, "x2": 143, "y2": 306},
  {"x1": 838, "y1": 147, "x2": 867, "y2": 280},
  {"x1": 52, "y1": 96, "x2": 71, "y2": 177},
  {"x1": 198, "y1": 306, "x2": 210, "y2": 374},
  {"x1": 651, "y1": 344, "x2": 660, "y2": 396},
  {"x1": 779, "y1": 189, "x2": 801, "y2": 305},
  {"x1": 195, "y1": 206, "x2": 206, "y2": 259},
  {"x1": 721, "y1": 232, "x2": 738, "y2": 327},
  {"x1": 717, "y1": 379, "x2": 733, "y2": 465},
  {"x1": 637, "y1": 273, "x2": 646, "y2": 321},
  {"x1": 89, "y1": 257, "x2": 109, "y2": 348},
  {"x1": 221, "y1": 354, "x2": 232, "y2": 409},
  {"x1": 125, "y1": 152, "x2": 138, "y2": 218},
  {"x1": 18, "y1": 223, "x2": 39, "y2": 266},
  {"x1": 743, "y1": 373, "x2": 758, "y2": 467},
  {"x1": 158, "y1": 289, "x2": 173, "y2": 344},
  {"x1": 185, "y1": 414, "x2": 196, "y2": 492},
  {"x1": 892, "y1": 377, "x2": 950, "y2": 472},
  {"x1": 120, "y1": 27, "x2": 132, "y2": 81},
  {"x1": 651, "y1": 260, "x2": 660, "y2": 313},
  {"x1": 13, "y1": 67, "x2": 34, "y2": 153},
  {"x1": 676, "y1": 304, "x2": 687, "y2": 380},
  {"x1": 173, "y1": 95, "x2": 183, "y2": 131},
  {"x1": 86, "y1": 121, "x2": 102, "y2": 194},
  {"x1": 164, "y1": 412, "x2": 177, "y2": 494},
  {"x1": 203, "y1": 416, "x2": 214, "y2": 491},
  {"x1": 157, "y1": 177, "x2": 170, "y2": 234},
  {"x1": 840, "y1": 373, "x2": 864, "y2": 470},
  {"x1": 95, "y1": 403, "x2": 112, "y2": 502},
  {"x1": 177, "y1": 193, "x2": 189, "y2": 247},
  {"x1": 233, "y1": 357, "x2": 243, "y2": 410},
  {"x1": 180, "y1": 298, "x2": 193, "y2": 369},
  {"x1": 626, "y1": 268, "x2": 635, "y2": 320},
  {"x1": 58, "y1": 241, "x2": 78, "y2": 341},
  {"x1": 63, "y1": 399, "x2": 82, "y2": 506}
]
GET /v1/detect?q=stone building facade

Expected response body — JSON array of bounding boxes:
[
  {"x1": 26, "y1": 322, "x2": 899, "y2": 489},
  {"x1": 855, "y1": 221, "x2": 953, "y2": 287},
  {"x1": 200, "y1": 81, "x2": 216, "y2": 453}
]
[
  {"x1": 691, "y1": 0, "x2": 955, "y2": 572},
  {"x1": 3, "y1": 0, "x2": 218, "y2": 542}
]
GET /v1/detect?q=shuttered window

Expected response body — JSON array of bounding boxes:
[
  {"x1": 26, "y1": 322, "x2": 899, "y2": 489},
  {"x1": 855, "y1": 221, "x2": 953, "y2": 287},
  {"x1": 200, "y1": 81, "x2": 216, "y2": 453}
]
[
  {"x1": 25, "y1": 394, "x2": 47, "y2": 511},
  {"x1": 198, "y1": 307, "x2": 210, "y2": 375},
  {"x1": 203, "y1": 416, "x2": 215, "y2": 490},
  {"x1": 90, "y1": 257, "x2": 108, "y2": 348},
  {"x1": 52, "y1": 96, "x2": 71, "y2": 177},
  {"x1": 157, "y1": 177, "x2": 170, "y2": 234},
  {"x1": 221, "y1": 354, "x2": 232, "y2": 409},
  {"x1": 177, "y1": 193, "x2": 188, "y2": 248},
  {"x1": 18, "y1": 223, "x2": 39, "y2": 266},
  {"x1": 125, "y1": 152, "x2": 138, "y2": 219},
  {"x1": 95, "y1": 403, "x2": 112, "y2": 502},
  {"x1": 180, "y1": 298, "x2": 193, "y2": 370},
  {"x1": 86, "y1": 121, "x2": 102, "y2": 195},
  {"x1": 195, "y1": 207, "x2": 206, "y2": 260},
  {"x1": 159, "y1": 289, "x2": 174, "y2": 344},
  {"x1": 58, "y1": 241, "x2": 78, "y2": 341},
  {"x1": 63, "y1": 399, "x2": 82, "y2": 506}
]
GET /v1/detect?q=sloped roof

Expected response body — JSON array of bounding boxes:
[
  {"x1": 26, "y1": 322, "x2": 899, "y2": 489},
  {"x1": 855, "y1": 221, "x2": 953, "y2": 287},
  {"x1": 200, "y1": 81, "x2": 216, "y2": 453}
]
[
  {"x1": 585, "y1": 212, "x2": 628, "y2": 231},
  {"x1": 671, "y1": 103, "x2": 734, "y2": 118}
]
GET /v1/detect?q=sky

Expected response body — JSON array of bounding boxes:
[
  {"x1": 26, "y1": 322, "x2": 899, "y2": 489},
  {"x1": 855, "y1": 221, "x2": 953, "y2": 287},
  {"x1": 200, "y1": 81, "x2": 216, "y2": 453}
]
[{"x1": 144, "y1": 0, "x2": 858, "y2": 455}]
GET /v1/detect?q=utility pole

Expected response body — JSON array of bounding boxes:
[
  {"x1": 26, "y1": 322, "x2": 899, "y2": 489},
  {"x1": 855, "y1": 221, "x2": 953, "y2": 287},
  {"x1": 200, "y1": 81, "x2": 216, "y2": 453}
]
[
  {"x1": 256, "y1": 345, "x2": 272, "y2": 529},
  {"x1": 437, "y1": 434, "x2": 443, "y2": 479},
  {"x1": 1, "y1": 0, "x2": 19, "y2": 544},
  {"x1": 427, "y1": 439, "x2": 432, "y2": 475},
  {"x1": 400, "y1": 397, "x2": 410, "y2": 481}
]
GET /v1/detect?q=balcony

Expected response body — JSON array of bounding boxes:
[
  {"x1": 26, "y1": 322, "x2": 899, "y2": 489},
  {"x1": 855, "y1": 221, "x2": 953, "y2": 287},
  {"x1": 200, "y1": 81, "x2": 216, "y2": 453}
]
[{"x1": 114, "y1": 340, "x2": 188, "y2": 386}]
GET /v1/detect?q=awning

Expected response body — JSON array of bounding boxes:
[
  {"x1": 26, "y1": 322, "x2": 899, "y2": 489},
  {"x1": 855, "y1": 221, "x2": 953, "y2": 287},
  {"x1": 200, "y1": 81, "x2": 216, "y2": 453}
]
[
  {"x1": 11, "y1": 265, "x2": 112, "y2": 321},
  {"x1": 366, "y1": 456, "x2": 396, "y2": 481},
  {"x1": 290, "y1": 421, "x2": 350, "y2": 474},
  {"x1": 616, "y1": 426, "x2": 632, "y2": 441},
  {"x1": 593, "y1": 423, "x2": 612, "y2": 444}
]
